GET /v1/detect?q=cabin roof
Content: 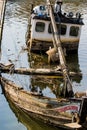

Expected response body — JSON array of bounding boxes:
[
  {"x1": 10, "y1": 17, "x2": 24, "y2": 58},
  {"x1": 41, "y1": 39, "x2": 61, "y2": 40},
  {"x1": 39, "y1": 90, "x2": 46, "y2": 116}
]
[{"x1": 33, "y1": 15, "x2": 84, "y2": 25}]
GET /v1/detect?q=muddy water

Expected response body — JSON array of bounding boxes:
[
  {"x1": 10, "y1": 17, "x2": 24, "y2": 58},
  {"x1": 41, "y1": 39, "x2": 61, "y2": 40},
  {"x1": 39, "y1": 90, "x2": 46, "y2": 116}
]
[{"x1": 0, "y1": 0, "x2": 87, "y2": 130}]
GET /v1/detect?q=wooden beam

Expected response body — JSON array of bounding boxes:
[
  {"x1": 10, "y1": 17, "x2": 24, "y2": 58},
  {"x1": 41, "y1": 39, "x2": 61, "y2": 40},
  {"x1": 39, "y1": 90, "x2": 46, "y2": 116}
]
[
  {"x1": 47, "y1": 0, "x2": 73, "y2": 97},
  {"x1": 0, "y1": 67, "x2": 82, "y2": 77}
]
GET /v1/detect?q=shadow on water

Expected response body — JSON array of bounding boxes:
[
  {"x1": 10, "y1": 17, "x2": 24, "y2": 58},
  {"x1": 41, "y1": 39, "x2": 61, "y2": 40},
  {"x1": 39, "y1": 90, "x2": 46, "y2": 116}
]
[{"x1": 66, "y1": 53, "x2": 82, "y2": 83}]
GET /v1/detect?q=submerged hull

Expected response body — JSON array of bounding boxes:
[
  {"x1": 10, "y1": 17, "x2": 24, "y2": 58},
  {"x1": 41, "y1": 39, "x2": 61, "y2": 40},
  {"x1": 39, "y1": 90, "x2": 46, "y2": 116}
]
[
  {"x1": 29, "y1": 39, "x2": 79, "y2": 53},
  {"x1": 0, "y1": 76, "x2": 83, "y2": 129}
]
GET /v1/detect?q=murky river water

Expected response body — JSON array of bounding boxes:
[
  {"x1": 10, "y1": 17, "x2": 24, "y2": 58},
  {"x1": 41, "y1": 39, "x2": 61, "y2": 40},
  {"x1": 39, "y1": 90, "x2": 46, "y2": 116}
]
[{"x1": 0, "y1": 0, "x2": 87, "y2": 130}]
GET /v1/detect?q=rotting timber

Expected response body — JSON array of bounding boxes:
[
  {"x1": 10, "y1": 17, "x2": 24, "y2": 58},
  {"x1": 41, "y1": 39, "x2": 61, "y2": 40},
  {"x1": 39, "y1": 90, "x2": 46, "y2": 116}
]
[
  {"x1": 0, "y1": 0, "x2": 7, "y2": 42},
  {"x1": 0, "y1": 63, "x2": 82, "y2": 77},
  {"x1": 46, "y1": 0, "x2": 73, "y2": 97},
  {"x1": 1, "y1": 76, "x2": 87, "y2": 129}
]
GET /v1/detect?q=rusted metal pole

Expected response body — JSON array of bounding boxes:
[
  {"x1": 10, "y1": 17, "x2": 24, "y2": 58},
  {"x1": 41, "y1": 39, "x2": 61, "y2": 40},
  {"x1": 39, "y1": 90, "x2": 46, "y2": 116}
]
[{"x1": 47, "y1": 0, "x2": 73, "y2": 97}]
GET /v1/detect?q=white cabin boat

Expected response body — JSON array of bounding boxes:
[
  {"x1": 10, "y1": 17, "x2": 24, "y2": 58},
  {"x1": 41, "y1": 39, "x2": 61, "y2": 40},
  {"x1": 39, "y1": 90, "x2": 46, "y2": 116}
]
[{"x1": 27, "y1": 1, "x2": 84, "y2": 53}]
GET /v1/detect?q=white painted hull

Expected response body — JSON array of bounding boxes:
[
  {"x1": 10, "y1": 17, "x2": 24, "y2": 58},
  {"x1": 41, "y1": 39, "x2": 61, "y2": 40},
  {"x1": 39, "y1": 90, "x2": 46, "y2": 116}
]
[{"x1": 27, "y1": 5, "x2": 83, "y2": 53}]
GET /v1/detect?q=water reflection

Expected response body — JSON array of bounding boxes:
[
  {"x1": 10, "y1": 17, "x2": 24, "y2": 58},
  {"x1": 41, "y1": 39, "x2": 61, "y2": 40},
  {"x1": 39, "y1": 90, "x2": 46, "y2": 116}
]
[
  {"x1": 66, "y1": 53, "x2": 82, "y2": 83},
  {"x1": 26, "y1": 52, "x2": 82, "y2": 98},
  {"x1": 29, "y1": 75, "x2": 62, "y2": 98},
  {"x1": 29, "y1": 75, "x2": 82, "y2": 98},
  {"x1": 29, "y1": 51, "x2": 82, "y2": 73}
]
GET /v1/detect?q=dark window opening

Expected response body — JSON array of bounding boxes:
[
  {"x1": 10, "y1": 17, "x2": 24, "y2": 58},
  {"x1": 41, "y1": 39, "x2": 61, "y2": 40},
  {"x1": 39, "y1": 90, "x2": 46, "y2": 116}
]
[
  {"x1": 35, "y1": 22, "x2": 45, "y2": 32},
  {"x1": 48, "y1": 23, "x2": 66, "y2": 35},
  {"x1": 70, "y1": 26, "x2": 79, "y2": 36}
]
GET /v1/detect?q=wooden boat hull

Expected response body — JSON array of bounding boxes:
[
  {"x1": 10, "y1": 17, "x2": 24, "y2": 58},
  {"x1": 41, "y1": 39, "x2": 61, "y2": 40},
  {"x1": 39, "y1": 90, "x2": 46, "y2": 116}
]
[
  {"x1": 6, "y1": 99, "x2": 60, "y2": 130},
  {"x1": 0, "y1": 76, "x2": 83, "y2": 129},
  {"x1": 28, "y1": 39, "x2": 79, "y2": 53},
  {"x1": 27, "y1": 3, "x2": 84, "y2": 54},
  {"x1": 27, "y1": 16, "x2": 83, "y2": 54}
]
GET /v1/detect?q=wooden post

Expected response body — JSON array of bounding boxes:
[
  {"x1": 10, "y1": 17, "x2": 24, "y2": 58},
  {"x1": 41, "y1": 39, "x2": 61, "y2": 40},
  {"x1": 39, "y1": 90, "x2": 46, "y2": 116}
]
[
  {"x1": 47, "y1": 0, "x2": 73, "y2": 97},
  {"x1": 0, "y1": 0, "x2": 7, "y2": 42},
  {"x1": 79, "y1": 97, "x2": 87, "y2": 124}
]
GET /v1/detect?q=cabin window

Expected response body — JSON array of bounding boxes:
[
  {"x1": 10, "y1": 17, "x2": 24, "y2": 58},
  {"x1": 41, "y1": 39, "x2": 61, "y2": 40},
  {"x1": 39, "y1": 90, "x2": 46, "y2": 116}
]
[
  {"x1": 35, "y1": 22, "x2": 45, "y2": 32},
  {"x1": 48, "y1": 23, "x2": 66, "y2": 35},
  {"x1": 57, "y1": 24, "x2": 66, "y2": 35},
  {"x1": 70, "y1": 26, "x2": 79, "y2": 36}
]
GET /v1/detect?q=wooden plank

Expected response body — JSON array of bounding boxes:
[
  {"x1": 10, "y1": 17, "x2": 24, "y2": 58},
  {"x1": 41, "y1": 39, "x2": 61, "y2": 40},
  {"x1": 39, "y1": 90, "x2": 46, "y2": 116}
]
[
  {"x1": 0, "y1": 66, "x2": 82, "y2": 77},
  {"x1": 0, "y1": 0, "x2": 7, "y2": 41},
  {"x1": 64, "y1": 122, "x2": 81, "y2": 129}
]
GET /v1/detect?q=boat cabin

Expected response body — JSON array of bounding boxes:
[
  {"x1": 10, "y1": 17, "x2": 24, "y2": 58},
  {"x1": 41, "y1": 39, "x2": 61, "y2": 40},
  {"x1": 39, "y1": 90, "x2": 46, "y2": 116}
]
[{"x1": 28, "y1": 4, "x2": 84, "y2": 53}]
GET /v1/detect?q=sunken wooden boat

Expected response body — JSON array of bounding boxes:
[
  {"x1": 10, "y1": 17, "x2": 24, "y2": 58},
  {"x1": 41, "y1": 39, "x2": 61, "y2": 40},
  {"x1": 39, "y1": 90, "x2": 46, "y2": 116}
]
[
  {"x1": 1, "y1": 76, "x2": 87, "y2": 129},
  {"x1": 6, "y1": 99, "x2": 57, "y2": 130},
  {"x1": 27, "y1": 0, "x2": 84, "y2": 53}
]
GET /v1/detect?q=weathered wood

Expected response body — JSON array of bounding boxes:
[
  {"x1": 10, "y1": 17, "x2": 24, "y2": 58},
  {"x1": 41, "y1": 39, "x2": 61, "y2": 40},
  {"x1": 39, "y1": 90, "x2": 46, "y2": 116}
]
[
  {"x1": 1, "y1": 76, "x2": 84, "y2": 129},
  {"x1": 0, "y1": 0, "x2": 7, "y2": 41},
  {"x1": 47, "y1": 0, "x2": 73, "y2": 97},
  {"x1": 0, "y1": 67, "x2": 82, "y2": 77},
  {"x1": 79, "y1": 97, "x2": 87, "y2": 123},
  {"x1": 1, "y1": 76, "x2": 87, "y2": 129},
  {"x1": 64, "y1": 122, "x2": 81, "y2": 129}
]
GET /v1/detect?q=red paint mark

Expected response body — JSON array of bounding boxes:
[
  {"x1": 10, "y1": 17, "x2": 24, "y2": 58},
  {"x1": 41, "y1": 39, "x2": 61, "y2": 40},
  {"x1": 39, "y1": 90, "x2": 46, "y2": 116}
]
[{"x1": 56, "y1": 105, "x2": 78, "y2": 112}]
